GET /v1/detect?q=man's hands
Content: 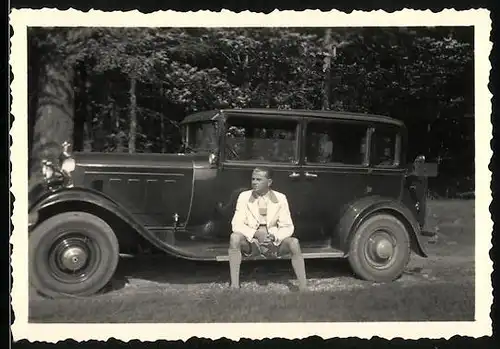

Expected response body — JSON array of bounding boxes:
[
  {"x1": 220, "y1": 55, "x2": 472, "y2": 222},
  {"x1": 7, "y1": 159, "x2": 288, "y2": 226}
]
[
  {"x1": 254, "y1": 226, "x2": 268, "y2": 243},
  {"x1": 253, "y1": 226, "x2": 277, "y2": 257},
  {"x1": 254, "y1": 225, "x2": 275, "y2": 244}
]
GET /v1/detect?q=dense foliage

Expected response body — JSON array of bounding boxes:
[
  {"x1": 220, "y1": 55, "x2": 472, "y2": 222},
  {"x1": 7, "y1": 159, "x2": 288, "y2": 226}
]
[{"x1": 27, "y1": 26, "x2": 474, "y2": 197}]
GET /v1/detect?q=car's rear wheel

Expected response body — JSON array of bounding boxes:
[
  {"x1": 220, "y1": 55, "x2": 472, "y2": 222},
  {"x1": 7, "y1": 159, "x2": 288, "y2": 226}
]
[
  {"x1": 29, "y1": 211, "x2": 119, "y2": 298},
  {"x1": 347, "y1": 213, "x2": 411, "y2": 282}
]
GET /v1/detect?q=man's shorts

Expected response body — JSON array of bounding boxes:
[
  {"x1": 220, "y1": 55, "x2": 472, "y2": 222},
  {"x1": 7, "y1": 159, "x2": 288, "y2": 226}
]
[{"x1": 241, "y1": 236, "x2": 290, "y2": 258}]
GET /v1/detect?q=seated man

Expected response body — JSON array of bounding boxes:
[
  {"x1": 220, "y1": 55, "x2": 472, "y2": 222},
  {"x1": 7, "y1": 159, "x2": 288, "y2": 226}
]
[{"x1": 228, "y1": 167, "x2": 307, "y2": 291}]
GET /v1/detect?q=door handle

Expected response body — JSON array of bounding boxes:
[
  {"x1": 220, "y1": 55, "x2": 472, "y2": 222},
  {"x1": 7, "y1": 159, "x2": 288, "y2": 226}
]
[
  {"x1": 305, "y1": 172, "x2": 318, "y2": 178},
  {"x1": 289, "y1": 172, "x2": 301, "y2": 178}
]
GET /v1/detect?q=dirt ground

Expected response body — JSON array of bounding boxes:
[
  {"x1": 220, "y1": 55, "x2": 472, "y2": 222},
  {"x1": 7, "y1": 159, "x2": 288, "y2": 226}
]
[{"x1": 28, "y1": 199, "x2": 476, "y2": 323}]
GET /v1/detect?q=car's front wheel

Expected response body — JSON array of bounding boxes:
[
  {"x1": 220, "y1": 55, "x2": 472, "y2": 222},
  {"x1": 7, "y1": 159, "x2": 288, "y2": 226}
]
[
  {"x1": 29, "y1": 211, "x2": 119, "y2": 298},
  {"x1": 347, "y1": 213, "x2": 411, "y2": 282}
]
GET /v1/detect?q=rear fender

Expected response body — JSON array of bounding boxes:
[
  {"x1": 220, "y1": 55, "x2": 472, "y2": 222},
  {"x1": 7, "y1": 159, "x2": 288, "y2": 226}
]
[
  {"x1": 334, "y1": 195, "x2": 428, "y2": 258},
  {"x1": 29, "y1": 187, "x2": 185, "y2": 257}
]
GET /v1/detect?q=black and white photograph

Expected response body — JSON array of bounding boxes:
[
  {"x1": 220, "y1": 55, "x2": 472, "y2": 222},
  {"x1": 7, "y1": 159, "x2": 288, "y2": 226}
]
[{"x1": 10, "y1": 8, "x2": 492, "y2": 342}]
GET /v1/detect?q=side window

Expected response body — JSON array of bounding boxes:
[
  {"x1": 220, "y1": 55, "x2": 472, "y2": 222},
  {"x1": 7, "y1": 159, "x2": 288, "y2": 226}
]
[
  {"x1": 371, "y1": 127, "x2": 399, "y2": 167},
  {"x1": 224, "y1": 116, "x2": 298, "y2": 163},
  {"x1": 305, "y1": 121, "x2": 368, "y2": 165},
  {"x1": 186, "y1": 122, "x2": 219, "y2": 152}
]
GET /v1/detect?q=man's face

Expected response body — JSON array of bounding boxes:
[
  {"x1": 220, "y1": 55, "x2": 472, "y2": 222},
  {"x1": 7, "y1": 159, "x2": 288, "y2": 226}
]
[{"x1": 251, "y1": 170, "x2": 272, "y2": 194}]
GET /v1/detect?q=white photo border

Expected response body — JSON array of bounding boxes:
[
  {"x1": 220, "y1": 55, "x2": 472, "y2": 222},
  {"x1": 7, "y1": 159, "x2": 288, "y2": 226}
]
[{"x1": 9, "y1": 7, "x2": 493, "y2": 342}]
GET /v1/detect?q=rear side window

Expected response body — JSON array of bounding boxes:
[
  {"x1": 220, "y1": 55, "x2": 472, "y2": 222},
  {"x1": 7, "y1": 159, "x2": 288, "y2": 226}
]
[
  {"x1": 371, "y1": 127, "x2": 400, "y2": 167},
  {"x1": 224, "y1": 116, "x2": 299, "y2": 163},
  {"x1": 305, "y1": 120, "x2": 368, "y2": 165}
]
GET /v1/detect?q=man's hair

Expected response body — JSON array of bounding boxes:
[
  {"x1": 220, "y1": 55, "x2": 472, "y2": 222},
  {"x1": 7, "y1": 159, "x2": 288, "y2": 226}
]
[{"x1": 253, "y1": 166, "x2": 273, "y2": 179}]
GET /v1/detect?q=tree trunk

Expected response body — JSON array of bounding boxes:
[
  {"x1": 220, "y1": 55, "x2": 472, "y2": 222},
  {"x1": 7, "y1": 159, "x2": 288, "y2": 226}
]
[
  {"x1": 73, "y1": 61, "x2": 86, "y2": 151},
  {"x1": 81, "y1": 73, "x2": 96, "y2": 151},
  {"x1": 160, "y1": 85, "x2": 166, "y2": 153},
  {"x1": 112, "y1": 94, "x2": 125, "y2": 153},
  {"x1": 322, "y1": 28, "x2": 333, "y2": 110},
  {"x1": 83, "y1": 77, "x2": 93, "y2": 150},
  {"x1": 114, "y1": 102, "x2": 119, "y2": 130},
  {"x1": 27, "y1": 37, "x2": 40, "y2": 176},
  {"x1": 266, "y1": 62, "x2": 272, "y2": 108},
  {"x1": 330, "y1": 46, "x2": 341, "y2": 110},
  {"x1": 30, "y1": 61, "x2": 74, "y2": 187},
  {"x1": 128, "y1": 76, "x2": 137, "y2": 153}
]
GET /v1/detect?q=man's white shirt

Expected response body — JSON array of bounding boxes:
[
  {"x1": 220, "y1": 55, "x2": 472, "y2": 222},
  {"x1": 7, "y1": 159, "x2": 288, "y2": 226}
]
[{"x1": 231, "y1": 189, "x2": 295, "y2": 246}]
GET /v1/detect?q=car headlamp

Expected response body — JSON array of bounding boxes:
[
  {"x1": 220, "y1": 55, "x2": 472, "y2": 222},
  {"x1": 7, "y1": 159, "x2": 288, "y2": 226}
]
[
  {"x1": 61, "y1": 157, "x2": 76, "y2": 173},
  {"x1": 42, "y1": 163, "x2": 54, "y2": 179}
]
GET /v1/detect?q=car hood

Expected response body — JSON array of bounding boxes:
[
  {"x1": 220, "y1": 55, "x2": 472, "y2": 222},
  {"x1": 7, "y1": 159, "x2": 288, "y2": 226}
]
[{"x1": 73, "y1": 151, "x2": 210, "y2": 170}]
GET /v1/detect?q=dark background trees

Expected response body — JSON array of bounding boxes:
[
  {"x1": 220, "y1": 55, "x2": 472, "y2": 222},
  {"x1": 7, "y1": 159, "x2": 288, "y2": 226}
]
[{"x1": 27, "y1": 26, "x2": 474, "y2": 198}]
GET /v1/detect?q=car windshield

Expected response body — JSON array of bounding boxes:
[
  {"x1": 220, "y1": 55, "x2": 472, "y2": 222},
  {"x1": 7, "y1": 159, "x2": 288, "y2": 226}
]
[{"x1": 182, "y1": 121, "x2": 219, "y2": 152}]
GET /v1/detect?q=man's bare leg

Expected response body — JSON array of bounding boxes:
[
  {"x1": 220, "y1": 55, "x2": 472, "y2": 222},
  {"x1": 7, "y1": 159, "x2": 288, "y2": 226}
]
[
  {"x1": 280, "y1": 237, "x2": 307, "y2": 290},
  {"x1": 228, "y1": 232, "x2": 249, "y2": 289}
]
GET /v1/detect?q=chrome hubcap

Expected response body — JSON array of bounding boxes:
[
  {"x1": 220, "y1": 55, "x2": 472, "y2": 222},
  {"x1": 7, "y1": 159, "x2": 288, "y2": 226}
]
[
  {"x1": 47, "y1": 233, "x2": 99, "y2": 283},
  {"x1": 374, "y1": 239, "x2": 394, "y2": 259},
  {"x1": 60, "y1": 246, "x2": 88, "y2": 271},
  {"x1": 365, "y1": 230, "x2": 397, "y2": 268}
]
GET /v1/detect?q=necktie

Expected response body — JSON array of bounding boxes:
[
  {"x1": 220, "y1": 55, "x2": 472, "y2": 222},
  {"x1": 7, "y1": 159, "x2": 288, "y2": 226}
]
[{"x1": 258, "y1": 196, "x2": 267, "y2": 225}]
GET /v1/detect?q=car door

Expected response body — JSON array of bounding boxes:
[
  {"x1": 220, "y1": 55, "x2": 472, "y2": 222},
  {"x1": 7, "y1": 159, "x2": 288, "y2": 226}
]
[
  {"x1": 213, "y1": 112, "x2": 309, "y2": 241},
  {"x1": 299, "y1": 117, "x2": 372, "y2": 244},
  {"x1": 367, "y1": 123, "x2": 407, "y2": 201}
]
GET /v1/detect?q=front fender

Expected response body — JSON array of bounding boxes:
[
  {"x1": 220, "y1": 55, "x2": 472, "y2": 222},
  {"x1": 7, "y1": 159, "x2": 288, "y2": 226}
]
[
  {"x1": 28, "y1": 181, "x2": 51, "y2": 227},
  {"x1": 28, "y1": 187, "x2": 192, "y2": 258},
  {"x1": 334, "y1": 195, "x2": 428, "y2": 258},
  {"x1": 30, "y1": 186, "x2": 121, "y2": 214},
  {"x1": 28, "y1": 181, "x2": 49, "y2": 209}
]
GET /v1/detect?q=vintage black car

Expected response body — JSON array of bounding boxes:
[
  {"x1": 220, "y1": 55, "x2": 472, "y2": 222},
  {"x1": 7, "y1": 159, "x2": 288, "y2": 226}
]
[{"x1": 28, "y1": 108, "x2": 437, "y2": 297}]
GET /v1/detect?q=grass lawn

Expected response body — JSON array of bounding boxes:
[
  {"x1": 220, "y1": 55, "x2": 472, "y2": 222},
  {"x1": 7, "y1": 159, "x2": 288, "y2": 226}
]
[{"x1": 29, "y1": 277, "x2": 474, "y2": 323}]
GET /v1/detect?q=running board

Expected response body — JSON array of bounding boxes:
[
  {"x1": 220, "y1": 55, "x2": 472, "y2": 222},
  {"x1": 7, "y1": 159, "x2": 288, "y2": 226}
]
[
  {"x1": 215, "y1": 249, "x2": 345, "y2": 262},
  {"x1": 143, "y1": 231, "x2": 345, "y2": 261}
]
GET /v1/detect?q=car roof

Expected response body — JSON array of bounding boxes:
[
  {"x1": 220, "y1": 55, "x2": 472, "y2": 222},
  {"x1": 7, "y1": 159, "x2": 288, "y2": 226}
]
[{"x1": 180, "y1": 108, "x2": 404, "y2": 127}]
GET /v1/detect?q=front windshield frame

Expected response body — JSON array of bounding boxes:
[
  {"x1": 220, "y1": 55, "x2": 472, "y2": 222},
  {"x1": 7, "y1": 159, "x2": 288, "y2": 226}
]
[{"x1": 182, "y1": 121, "x2": 220, "y2": 153}]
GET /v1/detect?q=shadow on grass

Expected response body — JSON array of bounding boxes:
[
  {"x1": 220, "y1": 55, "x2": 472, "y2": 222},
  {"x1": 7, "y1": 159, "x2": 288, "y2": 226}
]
[
  {"x1": 96, "y1": 199, "x2": 475, "y2": 296},
  {"x1": 104, "y1": 256, "x2": 355, "y2": 294}
]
